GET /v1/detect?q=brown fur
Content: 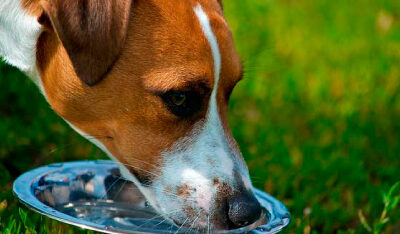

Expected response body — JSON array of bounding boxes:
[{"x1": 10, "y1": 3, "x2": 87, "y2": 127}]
[
  {"x1": 21, "y1": 0, "x2": 42, "y2": 16},
  {"x1": 33, "y1": 0, "x2": 242, "y2": 181},
  {"x1": 40, "y1": 0, "x2": 133, "y2": 86},
  {"x1": 177, "y1": 184, "x2": 192, "y2": 198}
]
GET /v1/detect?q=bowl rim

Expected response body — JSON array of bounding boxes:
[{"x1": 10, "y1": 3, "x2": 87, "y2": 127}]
[{"x1": 13, "y1": 160, "x2": 290, "y2": 234}]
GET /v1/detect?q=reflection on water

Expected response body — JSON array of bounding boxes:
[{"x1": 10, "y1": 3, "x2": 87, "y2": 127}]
[{"x1": 33, "y1": 165, "x2": 181, "y2": 233}]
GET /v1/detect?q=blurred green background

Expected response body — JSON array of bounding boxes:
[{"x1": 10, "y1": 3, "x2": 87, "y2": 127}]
[{"x1": 1, "y1": 0, "x2": 400, "y2": 233}]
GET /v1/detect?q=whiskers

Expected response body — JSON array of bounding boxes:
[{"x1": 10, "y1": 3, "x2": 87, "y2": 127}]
[
  {"x1": 136, "y1": 208, "x2": 182, "y2": 230},
  {"x1": 184, "y1": 210, "x2": 202, "y2": 234},
  {"x1": 207, "y1": 214, "x2": 211, "y2": 234},
  {"x1": 44, "y1": 134, "x2": 215, "y2": 233},
  {"x1": 111, "y1": 160, "x2": 161, "y2": 178}
]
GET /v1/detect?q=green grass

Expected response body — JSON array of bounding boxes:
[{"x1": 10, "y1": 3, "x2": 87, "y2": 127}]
[{"x1": 1, "y1": 0, "x2": 400, "y2": 233}]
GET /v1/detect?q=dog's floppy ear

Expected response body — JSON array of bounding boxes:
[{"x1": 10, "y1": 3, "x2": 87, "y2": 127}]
[{"x1": 39, "y1": 0, "x2": 133, "y2": 86}]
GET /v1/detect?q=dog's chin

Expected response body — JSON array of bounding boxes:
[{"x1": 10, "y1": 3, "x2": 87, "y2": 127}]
[
  {"x1": 169, "y1": 217, "x2": 215, "y2": 233},
  {"x1": 156, "y1": 205, "x2": 232, "y2": 232},
  {"x1": 151, "y1": 200, "x2": 216, "y2": 232},
  {"x1": 170, "y1": 217, "x2": 233, "y2": 233}
]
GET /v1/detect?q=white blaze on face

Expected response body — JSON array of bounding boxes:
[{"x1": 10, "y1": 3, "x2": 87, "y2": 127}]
[{"x1": 150, "y1": 3, "x2": 253, "y2": 227}]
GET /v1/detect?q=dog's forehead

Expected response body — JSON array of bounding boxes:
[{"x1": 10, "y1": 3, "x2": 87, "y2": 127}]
[{"x1": 125, "y1": 0, "x2": 242, "y2": 92}]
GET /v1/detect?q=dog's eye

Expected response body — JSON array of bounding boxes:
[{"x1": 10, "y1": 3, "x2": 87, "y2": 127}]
[
  {"x1": 161, "y1": 90, "x2": 202, "y2": 118},
  {"x1": 169, "y1": 92, "x2": 186, "y2": 106}
]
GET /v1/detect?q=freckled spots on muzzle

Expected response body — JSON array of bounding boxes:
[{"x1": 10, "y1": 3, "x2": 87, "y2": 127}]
[{"x1": 177, "y1": 184, "x2": 193, "y2": 198}]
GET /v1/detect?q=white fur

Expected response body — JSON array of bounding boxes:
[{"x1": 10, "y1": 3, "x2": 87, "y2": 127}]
[
  {"x1": 181, "y1": 168, "x2": 213, "y2": 212},
  {"x1": 0, "y1": 0, "x2": 42, "y2": 73},
  {"x1": 0, "y1": 0, "x2": 46, "y2": 94}
]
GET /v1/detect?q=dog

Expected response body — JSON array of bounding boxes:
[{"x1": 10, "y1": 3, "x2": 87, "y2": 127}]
[{"x1": 0, "y1": 0, "x2": 262, "y2": 231}]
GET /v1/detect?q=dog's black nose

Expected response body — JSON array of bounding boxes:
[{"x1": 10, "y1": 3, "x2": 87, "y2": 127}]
[{"x1": 228, "y1": 192, "x2": 262, "y2": 227}]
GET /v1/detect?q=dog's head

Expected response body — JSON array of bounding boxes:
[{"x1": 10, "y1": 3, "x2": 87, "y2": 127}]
[{"x1": 35, "y1": 0, "x2": 261, "y2": 230}]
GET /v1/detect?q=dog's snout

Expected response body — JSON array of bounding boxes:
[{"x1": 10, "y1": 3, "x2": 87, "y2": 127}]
[{"x1": 227, "y1": 191, "x2": 262, "y2": 228}]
